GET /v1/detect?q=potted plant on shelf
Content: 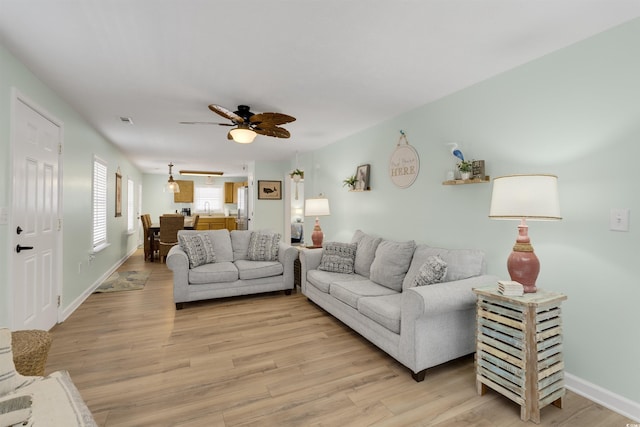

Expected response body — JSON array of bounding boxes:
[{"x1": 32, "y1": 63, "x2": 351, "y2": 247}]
[
  {"x1": 457, "y1": 160, "x2": 473, "y2": 180},
  {"x1": 343, "y1": 175, "x2": 358, "y2": 190}
]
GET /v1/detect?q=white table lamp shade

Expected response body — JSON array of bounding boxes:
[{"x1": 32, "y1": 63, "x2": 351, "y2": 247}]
[
  {"x1": 305, "y1": 197, "x2": 331, "y2": 217},
  {"x1": 489, "y1": 174, "x2": 561, "y2": 221}
]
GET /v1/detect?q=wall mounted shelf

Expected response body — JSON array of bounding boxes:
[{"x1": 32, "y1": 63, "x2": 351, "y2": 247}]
[{"x1": 442, "y1": 176, "x2": 490, "y2": 185}]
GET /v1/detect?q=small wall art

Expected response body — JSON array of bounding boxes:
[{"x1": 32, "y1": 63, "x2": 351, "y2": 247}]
[
  {"x1": 258, "y1": 180, "x2": 282, "y2": 200},
  {"x1": 355, "y1": 164, "x2": 371, "y2": 191},
  {"x1": 115, "y1": 168, "x2": 122, "y2": 217},
  {"x1": 389, "y1": 130, "x2": 420, "y2": 188}
]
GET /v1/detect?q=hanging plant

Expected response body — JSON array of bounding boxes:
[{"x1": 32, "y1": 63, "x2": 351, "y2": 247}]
[{"x1": 290, "y1": 169, "x2": 304, "y2": 181}]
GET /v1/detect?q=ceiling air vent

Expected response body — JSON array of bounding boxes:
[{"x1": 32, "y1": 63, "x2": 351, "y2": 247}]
[{"x1": 120, "y1": 116, "x2": 133, "y2": 124}]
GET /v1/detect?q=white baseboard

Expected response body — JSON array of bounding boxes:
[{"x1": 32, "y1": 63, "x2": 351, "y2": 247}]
[
  {"x1": 566, "y1": 372, "x2": 640, "y2": 422},
  {"x1": 59, "y1": 246, "x2": 138, "y2": 322}
]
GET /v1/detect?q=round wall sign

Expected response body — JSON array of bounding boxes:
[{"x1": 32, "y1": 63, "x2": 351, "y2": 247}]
[{"x1": 389, "y1": 132, "x2": 420, "y2": 188}]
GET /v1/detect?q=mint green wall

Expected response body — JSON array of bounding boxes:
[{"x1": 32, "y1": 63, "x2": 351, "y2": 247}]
[
  {"x1": 252, "y1": 161, "x2": 289, "y2": 235},
  {"x1": 299, "y1": 19, "x2": 640, "y2": 403},
  {"x1": 0, "y1": 44, "x2": 143, "y2": 325}
]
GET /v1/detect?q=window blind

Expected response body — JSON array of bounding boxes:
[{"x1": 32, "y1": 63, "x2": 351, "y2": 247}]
[{"x1": 92, "y1": 157, "x2": 107, "y2": 248}]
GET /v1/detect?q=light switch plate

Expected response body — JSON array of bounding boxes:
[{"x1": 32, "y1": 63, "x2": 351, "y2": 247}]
[{"x1": 610, "y1": 208, "x2": 630, "y2": 232}]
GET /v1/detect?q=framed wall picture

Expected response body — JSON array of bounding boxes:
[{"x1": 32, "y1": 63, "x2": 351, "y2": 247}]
[
  {"x1": 355, "y1": 164, "x2": 371, "y2": 191},
  {"x1": 258, "y1": 180, "x2": 282, "y2": 200},
  {"x1": 115, "y1": 170, "x2": 122, "y2": 217}
]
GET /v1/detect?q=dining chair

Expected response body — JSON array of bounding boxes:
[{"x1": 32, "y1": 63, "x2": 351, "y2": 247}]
[
  {"x1": 191, "y1": 214, "x2": 200, "y2": 230},
  {"x1": 159, "y1": 215, "x2": 184, "y2": 262},
  {"x1": 141, "y1": 214, "x2": 159, "y2": 261}
]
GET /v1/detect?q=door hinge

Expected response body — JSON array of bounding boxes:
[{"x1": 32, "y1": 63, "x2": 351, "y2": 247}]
[
  {"x1": 58, "y1": 218, "x2": 62, "y2": 231},
  {"x1": 57, "y1": 295, "x2": 61, "y2": 307},
  {"x1": 58, "y1": 143, "x2": 62, "y2": 155}
]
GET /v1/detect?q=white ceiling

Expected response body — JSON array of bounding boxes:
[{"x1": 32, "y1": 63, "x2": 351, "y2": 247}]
[{"x1": 2, "y1": 1, "x2": 639, "y2": 176}]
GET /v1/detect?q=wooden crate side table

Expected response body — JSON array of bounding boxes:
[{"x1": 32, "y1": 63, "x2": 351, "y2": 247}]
[{"x1": 473, "y1": 286, "x2": 567, "y2": 424}]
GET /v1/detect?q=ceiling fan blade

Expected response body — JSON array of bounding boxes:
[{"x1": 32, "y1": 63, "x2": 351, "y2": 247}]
[
  {"x1": 254, "y1": 126, "x2": 290, "y2": 138},
  {"x1": 179, "y1": 121, "x2": 233, "y2": 126},
  {"x1": 208, "y1": 104, "x2": 244, "y2": 124},
  {"x1": 249, "y1": 112, "x2": 296, "y2": 126}
]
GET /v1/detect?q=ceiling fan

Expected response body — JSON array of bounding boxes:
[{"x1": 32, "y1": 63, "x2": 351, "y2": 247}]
[{"x1": 181, "y1": 104, "x2": 296, "y2": 143}]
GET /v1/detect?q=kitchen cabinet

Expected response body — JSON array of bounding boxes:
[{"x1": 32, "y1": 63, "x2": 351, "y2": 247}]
[
  {"x1": 195, "y1": 217, "x2": 237, "y2": 231},
  {"x1": 174, "y1": 180, "x2": 194, "y2": 203},
  {"x1": 224, "y1": 181, "x2": 248, "y2": 204}
]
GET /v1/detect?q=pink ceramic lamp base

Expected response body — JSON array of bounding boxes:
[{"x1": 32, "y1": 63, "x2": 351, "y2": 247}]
[
  {"x1": 507, "y1": 219, "x2": 540, "y2": 293},
  {"x1": 311, "y1": 217, "x2": 324, "y2": 247}
]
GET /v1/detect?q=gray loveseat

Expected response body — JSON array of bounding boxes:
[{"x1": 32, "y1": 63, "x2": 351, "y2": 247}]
[
  {"x1": 167, "y1": 229, "x2": 297, "y2": 309},
  {"x1": 300, "y1": 230, "x2": 499, "y2": 381}
]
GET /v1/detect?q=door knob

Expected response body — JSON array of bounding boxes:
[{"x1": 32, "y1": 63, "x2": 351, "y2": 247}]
[{"x1": 16, "y1": 245, "x2": 34, "y2": 253}]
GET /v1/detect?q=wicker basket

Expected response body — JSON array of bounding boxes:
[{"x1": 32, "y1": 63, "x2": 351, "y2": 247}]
[{"x1": 11, "y1": 330, "x2": 52, "y2": 376}]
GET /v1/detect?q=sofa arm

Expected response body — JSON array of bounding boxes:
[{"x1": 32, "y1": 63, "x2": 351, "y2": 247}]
[
  {"x1": 402, "y1": 275, "x2": 501, "y2": 318},
  {"x1": 166, "y1": 245, "x2": 190, "y2": 304},
  {"x1": 298, "y1": 248, "x2": 323, "y2": 287},
  {"x1": 279, "y1": 243, "x2": 298, "y2": 289}
]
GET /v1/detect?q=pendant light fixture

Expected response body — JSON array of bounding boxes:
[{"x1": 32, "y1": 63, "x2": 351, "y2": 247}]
[{"x1": 166, "y1": 162, "x2": 180, "y2": 193}]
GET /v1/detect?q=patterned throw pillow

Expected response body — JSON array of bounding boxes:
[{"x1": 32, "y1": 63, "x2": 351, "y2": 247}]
[
  {"x1": 318, "y1": 242, "x2": 357, "y2": 274},
  {"x1": 179, "y1": 234, "x2": 216, "y2": 268},
  {"x1": 247, "y1": 231, "x2": 281, "y2": 261},
  {"x1": 412, "y1": 255, "x2": 448, "y2": 287}
]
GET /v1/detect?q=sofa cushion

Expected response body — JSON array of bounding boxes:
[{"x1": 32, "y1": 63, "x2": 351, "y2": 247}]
[
  {"x1": 235, "y1": 259, "x2": 284, "y2": 280},
  {"x1": 330, "y1": 280, "x2": 397, "y2": 309},
  {"x1": 358, "y1": 294, "x2": 402, "y2": 334},
  {"x1": 318, "y1": 242, "x2": 357, "y2": 274},
  {"x1": 369, "y1": 239, "x2": 416, "y2": 291},
  {"x1": 230, "y1": 230, "x2": 253, "y2": 261},
  {"x1": 351, "y1": 230, "x2": 382, "y2": 278},
  {"x1": 248, "y1": 231, "x2": 280, "y2": 261},
  {"x1": 178, "y1": 233, "x2": 216, "y2": 268},
  {"x1": 412, "y1": 255, "x2": 448, "y2": 287},
  {"x1": 188, "y1": 261, "x2": 238, "y2": 284},
  {"x1": 403, "y1": 245, "x2": 485, "y2": 290},
  {"x1": 178, "y1": 229, "x2": 233, "y2": 263},
  {"x1": 307, "y1": 270, "x2": 366, "y2": 293}
]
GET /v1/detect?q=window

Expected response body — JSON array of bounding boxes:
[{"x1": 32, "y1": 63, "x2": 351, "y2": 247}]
[
  {"x1": 127, "y1": 177, "x2": 135, "y2": 232},
  {"x1": 194, "y1": 185, "x2": 223, "y2": 213},
  {"x1": 92, "y1": 157, "x2": 107, "y2": 249}
]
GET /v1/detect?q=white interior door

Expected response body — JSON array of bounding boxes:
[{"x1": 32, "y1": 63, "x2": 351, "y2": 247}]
[{"x1": 11, "y1": 95, "x2": 61, "y2": 331}]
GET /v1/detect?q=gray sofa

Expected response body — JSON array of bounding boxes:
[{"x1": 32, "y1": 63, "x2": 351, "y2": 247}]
[
  {"x1": 299, "y1": 230, "x2": 499, "y2": 381},
  {"x1": 167, "y1": 229, "x2": 297, "y2": 309}
]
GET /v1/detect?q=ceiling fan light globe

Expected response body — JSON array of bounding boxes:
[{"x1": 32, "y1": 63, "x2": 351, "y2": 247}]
[{"x1": 230, "y1": 128, "x2": 257, "y2": 143}]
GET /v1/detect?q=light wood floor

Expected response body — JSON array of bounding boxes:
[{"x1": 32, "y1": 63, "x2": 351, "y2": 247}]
[{"x1": 46, "y1": 250, "x2": 632, "y2": 426}]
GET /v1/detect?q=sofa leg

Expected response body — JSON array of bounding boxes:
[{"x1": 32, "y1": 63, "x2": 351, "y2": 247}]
[
  {"x1": 175, "y1": 302, "x2": 184, "y2": 310},
  {"x1": 412, "y1": 369, "x2": 427, "y2": 382},
  {"x1": 284, "y1": 289, "x2": 292, "y2": 295}
]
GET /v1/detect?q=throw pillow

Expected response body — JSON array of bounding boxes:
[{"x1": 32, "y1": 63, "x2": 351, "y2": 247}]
[
  {"x1": 178, "y1": 234, "x2": 216, "y2": 268},
  {"x1": 0, "y1": 329, "x2": 33, "y2": 396},
  {"x1": 351, "y1": 230, "x2": 382, "y2": 278},
  {"x1": 247, "y1": 231, "x2": 281, "y2": 261},
  {"x1": 412, "y1": 255, "x2": 448, "y2": 287},
  {"x1": 369, "y1": 239, "x2": 416, "y2": 291},
  {"x1": 318, "y1": 242, "x2": 357, "y2": 274}
]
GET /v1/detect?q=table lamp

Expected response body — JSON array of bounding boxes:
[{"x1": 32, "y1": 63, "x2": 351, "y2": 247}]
[
  {"x1": 305, "y1": 196, "x2": 331, "y2": 247},
  {"x1": 489, "y1": 174, "x2": 561, "y2": 293}
]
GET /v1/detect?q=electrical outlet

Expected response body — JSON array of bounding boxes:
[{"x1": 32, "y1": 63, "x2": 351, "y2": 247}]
[{"x1": 610, "y1": 208, "x2": 630, "y2": 232}]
